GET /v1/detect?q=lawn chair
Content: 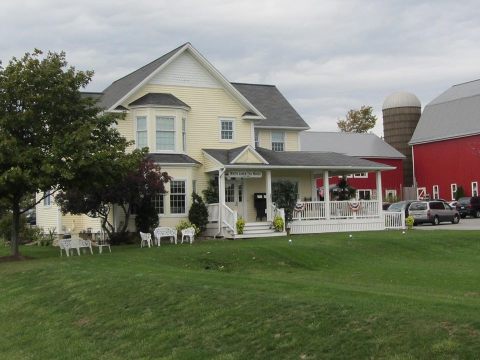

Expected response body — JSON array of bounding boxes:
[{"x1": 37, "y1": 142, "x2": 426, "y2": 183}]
[
  {"x1": 140, "y1": 232, "x2": 152, "y2": 248},
  {"x1": 181, "y1": 227, "x2": 195, "y2": 244}
]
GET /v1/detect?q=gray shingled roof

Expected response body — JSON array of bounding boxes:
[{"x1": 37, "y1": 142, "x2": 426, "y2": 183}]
[
  {"x1": 231, "y1": 83, "x2": 310, "y2": 129},
  {"x1": 410, "y1": 79, "x2": 480, "y2": 145},
  {"x1": 129, "y1": 93, "x2": 190, "y2": 108},
  {"x1": 300, "y1": 132, "x2": 405, "y2": 159},
  {"x1": 98, "y1": 43, "x2": 189, "y2": 110},
  {"x1": 147, "y1": 153, "x2": 201, "y2": 165},
  {"x1": 204, "y1": 147, "x2": 392, "y2": 170}
]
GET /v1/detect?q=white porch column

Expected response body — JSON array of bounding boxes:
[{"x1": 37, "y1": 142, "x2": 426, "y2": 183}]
[
  {"x1": 323, "y1": 170, "x2": 330, "y2": 220},
  {"x1": 266, "y1": 170, "x2": 272, "y2": 221},
  {"x1": 376, "y1": 170, "x2": 383, "y2": 216},
  {"x1": 218, "y1": 169, "x2": 226, "y2": 231}
]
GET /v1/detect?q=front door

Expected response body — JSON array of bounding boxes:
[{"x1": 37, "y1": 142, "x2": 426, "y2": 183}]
[{"x1": 225, "y1": 179, "x2": 245, "y2": 218}]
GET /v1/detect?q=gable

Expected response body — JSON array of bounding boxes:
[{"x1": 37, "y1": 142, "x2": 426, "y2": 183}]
[
  {"x1": 149, "y1": 51, "x2": 222, "y2": 89},
  {"x1": 234, "y1": 148, "x2": 266, "y2": 164}
]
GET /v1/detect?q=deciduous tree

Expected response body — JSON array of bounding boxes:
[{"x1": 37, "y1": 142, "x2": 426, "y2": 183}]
[
  {"x1": 337, "y1": 105, "x2": 377, "y2": 133},
  {"x1": 0, "y1": 49, "x2": 131, "y2": 257}
]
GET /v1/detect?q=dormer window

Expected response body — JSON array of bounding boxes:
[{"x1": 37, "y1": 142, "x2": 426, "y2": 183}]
[
  {"x1": 271, "y1": 131, "x2": 285, "y2": 151},
  {"x1": 156, "y1": 116, "x2": 175, "y2": 151}
]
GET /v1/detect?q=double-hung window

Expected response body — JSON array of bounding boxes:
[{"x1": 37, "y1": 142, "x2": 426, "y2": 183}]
[
  {"x1": 170, "y1": 180, "x2": 186, "y2": 214},
  {"x1": 152, "y1": 191, "x2": 164, "y2": 214},
  {"x1": 271, "y1": 131, "x2": 285, "y2": 151},
  {"x1": 136, "y1": 116, "x2": 148, "y2": 149},
  {"x1": 220, "y1": 118, "x2": 234, "y2": 141},
  {"x1": 156, "y1": 116, "x2": 175, "y2": 151}
]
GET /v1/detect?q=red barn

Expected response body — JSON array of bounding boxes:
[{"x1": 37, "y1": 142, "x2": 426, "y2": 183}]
[
  {"x1": 301, "y1": 132, "x2": 405, "y2": 201},
  {"x1": 410, "y1": 79, "x2": 480, "y2": 200}
]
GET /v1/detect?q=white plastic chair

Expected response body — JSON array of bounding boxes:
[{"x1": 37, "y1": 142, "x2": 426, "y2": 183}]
[
  {"x1": 140, "y1": 232, "x2": 152, "y2": 248},
  {"x1": 181, "y1": 227, "x2": 195, "y2": 244}
]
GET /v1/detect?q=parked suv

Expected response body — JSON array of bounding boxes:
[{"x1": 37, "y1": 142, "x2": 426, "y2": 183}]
[
  {"x1": 456, "y1": 196, "x2": 480, "y2": 218},
  {"x1": 408, "y1": 200, "x2": 460, "y2": 225}
]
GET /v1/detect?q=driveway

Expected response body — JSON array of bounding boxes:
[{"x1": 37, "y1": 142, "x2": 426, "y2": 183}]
[{"x1": 415, "y1": 216, "x2": 480, "y2": 230}]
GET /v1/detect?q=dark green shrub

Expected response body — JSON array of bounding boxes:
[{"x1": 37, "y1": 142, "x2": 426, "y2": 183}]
[
  {"x1": 135, "y1": 197, "x2": 159, "y2": 233},
  {"x1": 202, "y1": 179, "x2": 219, "y2": 204},
  {"x1": 188, "y1": 192, "x2": 209, "y2": 232}
]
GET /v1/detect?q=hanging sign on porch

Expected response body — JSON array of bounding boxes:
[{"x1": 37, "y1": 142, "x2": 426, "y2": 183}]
[{"x1": 226, "y1": 171, "x2": 263, "y2": 179}]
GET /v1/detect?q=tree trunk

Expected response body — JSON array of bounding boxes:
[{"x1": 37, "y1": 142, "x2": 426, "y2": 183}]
[{"x1": 11, "y1": 201, "x2": 21, "y2": 257}]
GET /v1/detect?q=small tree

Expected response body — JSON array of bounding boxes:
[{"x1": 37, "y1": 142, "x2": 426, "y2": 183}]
[
  {"x1": 336, "y1": 177, "x2": 356, "y2": 200},
  {"x1": 272, "y1": 181, "x2": 298, "y2": 224},
  {"x1": 188, "y1": 192, "x2": 209, "y2": 233},
  {"x1": 337, "y1": 105, "x2": 377, "y2": 133},
  {"x1": 455, "y1": 186, "x2": 465, "y2": 200}
]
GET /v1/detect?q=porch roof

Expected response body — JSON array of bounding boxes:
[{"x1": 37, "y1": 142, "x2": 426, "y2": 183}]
[
  {"x1": 147, "y1": 153, "x2": 201, "y2": 166},
  {"x1": 203, "y1": 147, "x2": 394, "y2": 172}
]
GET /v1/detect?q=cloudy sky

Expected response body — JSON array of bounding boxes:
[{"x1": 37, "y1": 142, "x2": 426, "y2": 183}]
[{"x1": 1, "y1": 0, "x2": 479, "y2": 135}]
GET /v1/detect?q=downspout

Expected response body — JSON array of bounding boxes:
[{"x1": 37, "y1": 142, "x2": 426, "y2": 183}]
[{"x1": 215, "y1": 168, "x2": 226, "y2": 238}]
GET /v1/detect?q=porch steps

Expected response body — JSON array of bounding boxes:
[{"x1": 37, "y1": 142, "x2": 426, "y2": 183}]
[{"x1": 233, "y1": 222, "x2": 287, "y2": 239}]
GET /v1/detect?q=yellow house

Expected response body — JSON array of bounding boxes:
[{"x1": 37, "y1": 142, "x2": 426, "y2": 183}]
[{"x1": 37, "y1": 43, "x2": 400, "y2": 239}]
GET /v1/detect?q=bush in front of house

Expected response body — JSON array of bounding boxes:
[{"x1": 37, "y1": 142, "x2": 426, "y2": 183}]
[
  {"x1": 135, "y1": 197, "x2": 159, "y2": 233},
  {"x1": 176, "y1": 220, "x2": 200, "y2": 237},
  {"x1": 236, "y1": 217, "x2": 245, "y2": 234},
  {"x1": 188, "y1": 192, "x2": 209, "y2": 233},
  {"x1": 273, "y1": 215, "x2": 284, "y2": 232}
]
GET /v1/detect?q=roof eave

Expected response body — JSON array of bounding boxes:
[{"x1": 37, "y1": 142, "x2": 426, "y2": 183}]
[{"x1": 410, "y1": 131, "x2": 480, "y2": 146}]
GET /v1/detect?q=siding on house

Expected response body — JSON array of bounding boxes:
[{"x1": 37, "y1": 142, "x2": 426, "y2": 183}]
[{"x1": 256, "y1": 129, "x2": 300, "y2": 151}]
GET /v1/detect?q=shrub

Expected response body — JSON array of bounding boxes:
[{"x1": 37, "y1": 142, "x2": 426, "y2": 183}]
[
  {"x1": 272, "y1": 181, "x2": 298, "y2": 225},
  {"x1": 0, "y1": 212, "x2": 28, "y2": 244},
  {"x1": 188, "y1": 192, "x2": 209, "y2": 233},
  {"x1": 176, "y1": 220, "x2": 200, "y2": 236},
  {"x1": 455, "y1": 186, "x2": 465, "y2": 200},
  {"x1": 110, "y1": 232, "x2": 138, "y2": 245},
  {"x1": 273, "y1": 215, "x2": 284, "y2": 232},
  {"x1": 202, "y1": 179, "x2": 219, "y2": 204},
  {"x1": 405, "y1": 215, "x2": 415, "y2": 230},
  {"x1": 236, "y1": 217, "x2": 245, "y2": 234}
]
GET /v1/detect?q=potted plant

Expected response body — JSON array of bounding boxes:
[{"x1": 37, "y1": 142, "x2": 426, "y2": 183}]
[
  {"x1": 405, "y1": 215, "x2": 415, "y2": 230},
  {"x1": 236, "y1": 217, "x2": 245, "y2": 235}
]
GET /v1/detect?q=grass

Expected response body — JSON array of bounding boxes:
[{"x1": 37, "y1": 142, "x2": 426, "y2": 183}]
[{"x1": 1, "y1": 230, "x2": 480, "y2": 359}]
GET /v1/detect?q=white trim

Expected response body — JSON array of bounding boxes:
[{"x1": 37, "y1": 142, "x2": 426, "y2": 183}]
[
  {"x1": 356, "y1": 189, "x2": 373, "y2": 200},
  {"x1": 223, "y1": 164, "x2": 395, "y2": 171},
  {"x1": 450, "y1": 183, "x2": 457, "y2": 201},
  {"x1": 250, "y1": 122, "x2": 255, "y2": 148},
  {"x1": 271, "y1": 130, "x2": 285, "y2": 151},
  {"x1": 129, "y1": 104, "x2": 190, "y2": 111},
  {"x1": 135, "y1": 115, "x2": 148, "y2": 149},
  {"x1": 353, "y1": 172, "x2": 368, "y2": 178},
  {"x1": 409, "y1": 131, "x2": 480, "y2": 146},
  {"x1": 230, "y1": 145, "x2": 269, "y2": 165},
  {"x1": 169, "y1": 178, "x2": 188, "y2": 216},
  {"x1": 109, "y1": 44, "x2": 266, "y2": 119},
  {"x1": 411, "y1": 145, "x2": 416, "y2": 187},
  {"x1": 219, "y1": 117, "x2": 235, "y2": 143},
  {"x1": 155, "y1": 163, "x2": 199, "y2": 167},
  {"x1": 432, "y1": 185, "x2": 439, "y2": 199},
  {"x1": 472, "y1": 181, "x2": 478, "y2": 197}
]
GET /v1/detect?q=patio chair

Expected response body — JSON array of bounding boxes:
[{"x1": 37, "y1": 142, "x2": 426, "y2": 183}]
[
  {"x1": 181, "y1": 227, "x2": 195, "y2": 244},
  {"x1": 94, "y1": 231, "x2": 111, "y2": 254},
  {"x1": 140, "y1": 232, "x2": 152, "y2": 248}
]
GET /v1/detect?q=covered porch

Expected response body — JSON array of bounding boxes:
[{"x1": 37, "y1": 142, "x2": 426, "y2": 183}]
[{"x1": 202, "y1": 145, "x2": 403, "y2": 238}]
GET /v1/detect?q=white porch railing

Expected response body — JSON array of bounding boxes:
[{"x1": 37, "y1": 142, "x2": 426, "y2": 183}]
[
  {"x1": 207, "y1": 203, "x2": 219, "y2": 223},
  {"x1": 221, "y1": 204, "x2": 237, "y2": 235},
  {"x1": 293, "y1": 200, "x2": 380, "y2": 220},
  {"x1": 384, "y1": 211, "x2": 405, "y2": 229}
]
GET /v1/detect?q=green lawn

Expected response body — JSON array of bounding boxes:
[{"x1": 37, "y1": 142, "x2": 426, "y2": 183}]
[{"x1": 1, "y1": 231, "x2": 479, "y2": 359}]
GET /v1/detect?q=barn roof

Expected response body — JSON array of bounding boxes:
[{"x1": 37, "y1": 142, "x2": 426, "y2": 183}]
[
  {"x1": 300, "y1": 132, "x2": 405, "y2": 159},
  {"x1": 410, "y1": 79, "x2": 480, "y2": 145}
]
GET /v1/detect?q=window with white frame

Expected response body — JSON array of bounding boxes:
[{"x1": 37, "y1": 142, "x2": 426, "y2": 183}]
[
  {"x1": 385, "y1": 189, "x2": 397, "y2": 202},
  {"x1": 353, "y1": 173, "x2": 368, "y2": 178},
  {"x1": 432, "y1": 185, "x2": 439, "y2": 199},
  {"x1": 357, "y1": 189, "x2": 372, "y2": 200},
  {"x1": 254, "y1": 129, "x2": 259, "y2": 148},
  {"x1": 156, "y1": 116, "x2": 175, "y2": 151},
  {"x1": 170, "y1": 180, "x2": 186, "y2": 214},
  {"x1": 152, "y1": 192, "x2": 164, "y2": 214},
  {"x1": 220, "y1": 118, "x2": 234, "y2": 141},
  {"x1": 182, "y1": 117, "x2": 186, "y2": 152},
  {"x1": 451, "y1": 183, "x2": 457, "y2": 201},
  {"x1": 43, "y1": 190, "x2": 52, "y2": 206},
  {"x1": 271, "y1": 131, "x2": 285, "y2": 151},
  {"x1": 136, "y1": 116, "x2": 148, "y2": 149},
  {"x1": 472, "y1": 181, "x2": 478, "y2": 197}
]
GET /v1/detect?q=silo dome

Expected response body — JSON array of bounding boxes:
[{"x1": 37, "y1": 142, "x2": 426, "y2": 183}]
[{"x1": 382, "y1": 92, "x2": 421, "y2": 110}]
